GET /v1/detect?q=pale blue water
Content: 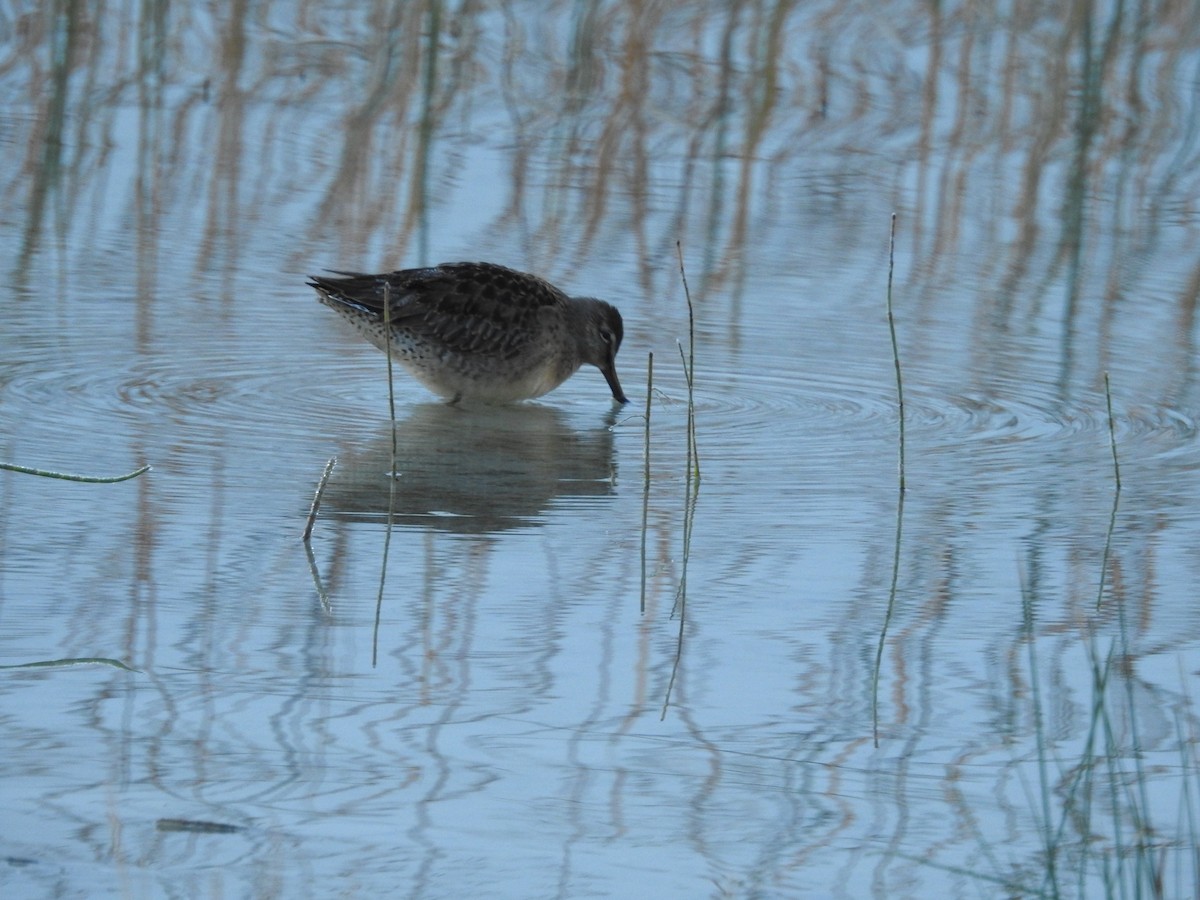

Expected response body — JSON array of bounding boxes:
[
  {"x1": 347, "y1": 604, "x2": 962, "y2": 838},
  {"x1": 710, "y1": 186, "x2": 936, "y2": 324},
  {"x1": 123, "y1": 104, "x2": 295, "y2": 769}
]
[{"x1": 3, "y1": 3, "x2": 1200, "y2": 898}]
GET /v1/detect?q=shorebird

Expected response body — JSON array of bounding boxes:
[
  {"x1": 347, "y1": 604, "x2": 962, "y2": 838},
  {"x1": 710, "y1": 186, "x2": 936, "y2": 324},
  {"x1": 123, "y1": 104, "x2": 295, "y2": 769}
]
[{"x1": 309, "y1": 262, "x2": 628, "y2": 405}]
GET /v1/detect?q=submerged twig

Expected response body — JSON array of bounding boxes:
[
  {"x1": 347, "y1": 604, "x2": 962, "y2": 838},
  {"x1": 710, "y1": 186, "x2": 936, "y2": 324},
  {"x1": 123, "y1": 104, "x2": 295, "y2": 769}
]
[
  {"x1": 1, "y1": 461, "x2": 150, "y2": 483},
  {"x1": 302, "y1": 456, "x2": 338, "y2": 542}
]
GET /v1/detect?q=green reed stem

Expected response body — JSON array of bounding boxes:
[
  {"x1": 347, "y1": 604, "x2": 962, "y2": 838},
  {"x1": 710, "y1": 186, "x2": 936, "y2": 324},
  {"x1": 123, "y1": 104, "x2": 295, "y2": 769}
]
[
  {"x1": 1104, "y1": 372, "x2": 1120, "y2": 493},
  {"x1": 873, "y1": 214, "x2": 906, "y2": 747},
  {"x1": 886, "y1": 213, "x2": 905, "y2": 493},
  {"x1": 0, "y1": 461, "x2": 150, "y2": 483},
  {"x1": 676, "y1": 241, "x2": 700, "y2": 484}
]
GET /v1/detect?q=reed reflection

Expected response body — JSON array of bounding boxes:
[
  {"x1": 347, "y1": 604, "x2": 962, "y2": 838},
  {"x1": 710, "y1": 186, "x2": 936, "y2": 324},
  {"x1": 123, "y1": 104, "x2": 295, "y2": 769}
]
[{"x1": 6, "y1": 1, "x2": 1198, "y2": 337}]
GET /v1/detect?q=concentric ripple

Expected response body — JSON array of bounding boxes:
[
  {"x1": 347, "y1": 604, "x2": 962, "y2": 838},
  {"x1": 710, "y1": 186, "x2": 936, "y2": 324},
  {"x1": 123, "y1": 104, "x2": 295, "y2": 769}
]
[
  {"x1": 1, "y1": 343, "x2": 387, "y2": 446},
  {"x1": 4, "y1": 328, "x2": 1197, "y2": 475},
  {"x1": 636, "y1": 350, "x2": 1198, "y2": 472}
]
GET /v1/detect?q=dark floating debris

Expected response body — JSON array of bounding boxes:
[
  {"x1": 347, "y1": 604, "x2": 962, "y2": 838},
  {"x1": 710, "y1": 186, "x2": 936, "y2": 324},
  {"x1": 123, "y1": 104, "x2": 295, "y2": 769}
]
[{"x1": 156, "y1": 819, "x2": 242, "y2": 834}]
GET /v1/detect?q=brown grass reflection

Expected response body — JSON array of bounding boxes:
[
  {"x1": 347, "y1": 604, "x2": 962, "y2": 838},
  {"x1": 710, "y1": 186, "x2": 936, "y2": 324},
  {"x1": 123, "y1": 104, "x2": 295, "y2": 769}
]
[
  {"x1": 5, "y1": 1, "x2": 1199, "y2": 321},
  {"x1": 6, "y1": 5, "x2": 1200, "y2": 895}
]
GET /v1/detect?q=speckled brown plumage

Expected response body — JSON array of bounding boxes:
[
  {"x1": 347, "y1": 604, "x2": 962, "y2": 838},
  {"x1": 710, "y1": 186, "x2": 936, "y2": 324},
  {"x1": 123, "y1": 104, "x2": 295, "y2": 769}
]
[{"x1": 309, "y1": 261, "x2": 627, "y2": 405}]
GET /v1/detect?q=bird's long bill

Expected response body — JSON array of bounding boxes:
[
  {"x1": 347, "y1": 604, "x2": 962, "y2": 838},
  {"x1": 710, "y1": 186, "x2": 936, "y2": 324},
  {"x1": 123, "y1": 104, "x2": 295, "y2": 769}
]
[{"x1": 601, "y1": 354, "x2": 628, "y2": 404}]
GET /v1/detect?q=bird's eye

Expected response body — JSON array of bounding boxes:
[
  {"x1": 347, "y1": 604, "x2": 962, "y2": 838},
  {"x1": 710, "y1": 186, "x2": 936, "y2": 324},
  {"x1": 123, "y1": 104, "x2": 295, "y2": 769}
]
[{"x1": 600, "y1": 328, "x2": 613, "y2": 346}]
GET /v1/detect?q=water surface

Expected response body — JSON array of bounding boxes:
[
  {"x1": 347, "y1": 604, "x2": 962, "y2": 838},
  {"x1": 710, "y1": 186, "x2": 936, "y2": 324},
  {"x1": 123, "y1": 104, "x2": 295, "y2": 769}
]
[{"x1": 2, "y1": 3, "x2": 1200, "y2": 898}]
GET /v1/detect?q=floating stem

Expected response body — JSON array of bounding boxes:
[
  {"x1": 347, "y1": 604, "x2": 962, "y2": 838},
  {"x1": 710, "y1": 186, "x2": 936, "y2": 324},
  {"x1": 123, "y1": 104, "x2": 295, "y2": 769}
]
[{"x1": 1, "y1": 461, "x2": 150, "y2": 483}]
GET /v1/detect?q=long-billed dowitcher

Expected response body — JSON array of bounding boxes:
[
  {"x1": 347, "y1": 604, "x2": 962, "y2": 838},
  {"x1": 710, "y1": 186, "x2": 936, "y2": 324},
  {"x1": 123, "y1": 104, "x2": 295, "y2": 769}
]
[{"x1": 309, "y1": 262, "x2": 628, "y2": 405}]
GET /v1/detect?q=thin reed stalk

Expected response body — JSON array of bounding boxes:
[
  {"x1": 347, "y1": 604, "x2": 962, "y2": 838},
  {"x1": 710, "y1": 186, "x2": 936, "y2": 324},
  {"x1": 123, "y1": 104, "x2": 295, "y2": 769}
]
[
  {"x1": 872, "y1": 486, "x2": 903, "y2": 748},
  {"x1": 956, "y1": 390, "x2": 1193, "y2": 894},
  {"x1": 662, "y1": 469, "x2": 698, "y2": 721},
  {"x1": 1096, "y1": 373, "x2": 1121, "y2": 611},
  {"x1": 375, "y1": 279, "x2": 399, "y2": 667},
  {"x1": 1171, "y1": 664, "x2": 1200, "y2": 894},
  {"x1": 640, "y1": 351, "x2": 653, "y2": 614},
  {"x1": 1100, "y1": 372, "x2": 1157, "y2": 892},
  {"x1": 873, "y1": 214, "x2": 905, "y2": 747},
  {"x1": 663, "y1": 246, "x2": 702, "y2": 718},
  {"x1": 675, "y1": 241, "x2": 700, "y2": 484},
  {"x1": 384, "y1": 280, "x2": 398, "y2": 460},
  {"x1": 1104, "y1": 373, "x2": 1121, "y2": 492},
  {"x1": 886, "y1": 213, "x2": 905, "y2": 493},
  {"x1": 1019, "y1": 560, "x2": 1060, "y2": 892}
]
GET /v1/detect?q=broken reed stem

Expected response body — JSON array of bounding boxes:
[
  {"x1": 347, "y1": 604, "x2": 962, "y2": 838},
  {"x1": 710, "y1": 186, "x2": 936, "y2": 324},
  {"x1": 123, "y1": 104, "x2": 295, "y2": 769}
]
[
  {"x1": 302, "y1": 456, "x2": 338, "y2": 542},
  {"x1": 1, "y1": 461, "x2": 150, "y2": 483},
  {"x1": 640, "y1": 351, "x2": 653, "y2": 614},
  {"x1": 676, "y1": 241, "x2": 700, "y2": 484},
  {"x1": 886, "y1": 213, "x2": 905, "y2": 493},
  {"x1": 1096, "y1": 372, "x2": 1121, "y2": 610}
]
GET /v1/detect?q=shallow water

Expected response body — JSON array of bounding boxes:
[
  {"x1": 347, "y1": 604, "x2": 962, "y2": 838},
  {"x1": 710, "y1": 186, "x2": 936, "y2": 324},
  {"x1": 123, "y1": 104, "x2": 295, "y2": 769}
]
[{"x1": 3, "y1": 3, "x2": 1200, "y2": 898}]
